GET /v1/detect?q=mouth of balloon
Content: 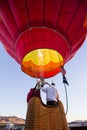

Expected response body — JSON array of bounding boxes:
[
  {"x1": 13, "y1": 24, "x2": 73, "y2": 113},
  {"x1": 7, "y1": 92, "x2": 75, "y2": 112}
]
[{"x1": 21, "y1": 49, "x2": 64, "y2": 78}]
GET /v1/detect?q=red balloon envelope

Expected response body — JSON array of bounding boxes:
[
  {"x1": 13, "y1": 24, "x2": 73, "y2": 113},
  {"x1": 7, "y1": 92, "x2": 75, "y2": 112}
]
[{"x1": 0, "y1": 0, "x2": 87, "y2": 78}]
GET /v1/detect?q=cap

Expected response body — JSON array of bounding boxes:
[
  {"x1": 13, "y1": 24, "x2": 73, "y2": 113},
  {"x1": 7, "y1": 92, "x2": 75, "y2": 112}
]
[{"x1": 51, "y1": 82, "x2": 55, "y2": 85}]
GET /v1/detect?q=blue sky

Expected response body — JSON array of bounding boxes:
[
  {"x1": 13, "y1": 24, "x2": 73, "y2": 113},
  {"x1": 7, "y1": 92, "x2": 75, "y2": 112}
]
[{"x1": 0, "y1": 37, "x2": 87, "y2": 123}]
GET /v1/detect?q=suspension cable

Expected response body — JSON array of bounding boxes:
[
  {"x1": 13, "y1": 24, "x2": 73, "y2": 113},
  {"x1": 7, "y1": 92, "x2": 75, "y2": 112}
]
[
  {"x1": 62, "y1": 74, "x2": 69, "y2": 115},
  {"x1": 63, "y1": 82, "x2": 68, "y2": 115}
]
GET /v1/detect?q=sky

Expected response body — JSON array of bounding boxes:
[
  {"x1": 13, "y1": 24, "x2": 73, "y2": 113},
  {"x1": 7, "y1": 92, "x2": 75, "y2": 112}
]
[{"x1": 0, "y1": 37, "x2": 87, "y2": 123}]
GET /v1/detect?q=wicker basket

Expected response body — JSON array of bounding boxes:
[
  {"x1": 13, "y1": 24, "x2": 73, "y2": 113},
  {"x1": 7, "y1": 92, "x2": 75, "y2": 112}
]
[{"x1": 25, "y1": 97, "x2": 69, "y2": 130}]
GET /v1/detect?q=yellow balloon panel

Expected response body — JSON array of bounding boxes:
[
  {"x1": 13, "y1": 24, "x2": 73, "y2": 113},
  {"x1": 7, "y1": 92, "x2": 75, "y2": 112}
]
[{"x1": 21, "y1": 49, "x2": 64, "y2": 78}]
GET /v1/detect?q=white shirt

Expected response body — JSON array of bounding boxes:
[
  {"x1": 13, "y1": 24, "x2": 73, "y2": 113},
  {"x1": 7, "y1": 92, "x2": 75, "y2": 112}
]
[{"x1": 41, "y1": 85, "x2": 59, "y2": 102}]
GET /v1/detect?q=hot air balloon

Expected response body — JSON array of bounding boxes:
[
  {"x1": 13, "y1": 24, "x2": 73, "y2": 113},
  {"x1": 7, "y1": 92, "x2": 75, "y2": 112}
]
[
  {"x1": 0, "y1": 0, "x2": 87, "y2": 79},
  {"x1": 0, "y1": 0, "x2": 87, "y2": 130}
]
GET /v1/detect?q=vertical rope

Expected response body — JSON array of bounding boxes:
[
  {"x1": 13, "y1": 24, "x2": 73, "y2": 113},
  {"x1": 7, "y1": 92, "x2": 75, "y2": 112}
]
[
  {"x1": 62, "y1": 74, "x2": 69, "y2": 115},
  {"x1": 64, "y1": 83, "x2": 68, "y2": 115},
  {"x1": 24, "y1": 0, "x2": 31, "y2": 27}
]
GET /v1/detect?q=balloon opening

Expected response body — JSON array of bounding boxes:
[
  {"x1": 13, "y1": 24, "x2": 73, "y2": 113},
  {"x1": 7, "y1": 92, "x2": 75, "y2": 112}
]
[{"x1": 21, "y1": 49, "x2": 64, "y2": 78}]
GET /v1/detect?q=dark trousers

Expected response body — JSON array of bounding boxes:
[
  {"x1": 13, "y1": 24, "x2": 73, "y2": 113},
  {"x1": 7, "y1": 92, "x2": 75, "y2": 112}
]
[{"x1": 47, "y1": 101, "x2": 58, "y2": 106}]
